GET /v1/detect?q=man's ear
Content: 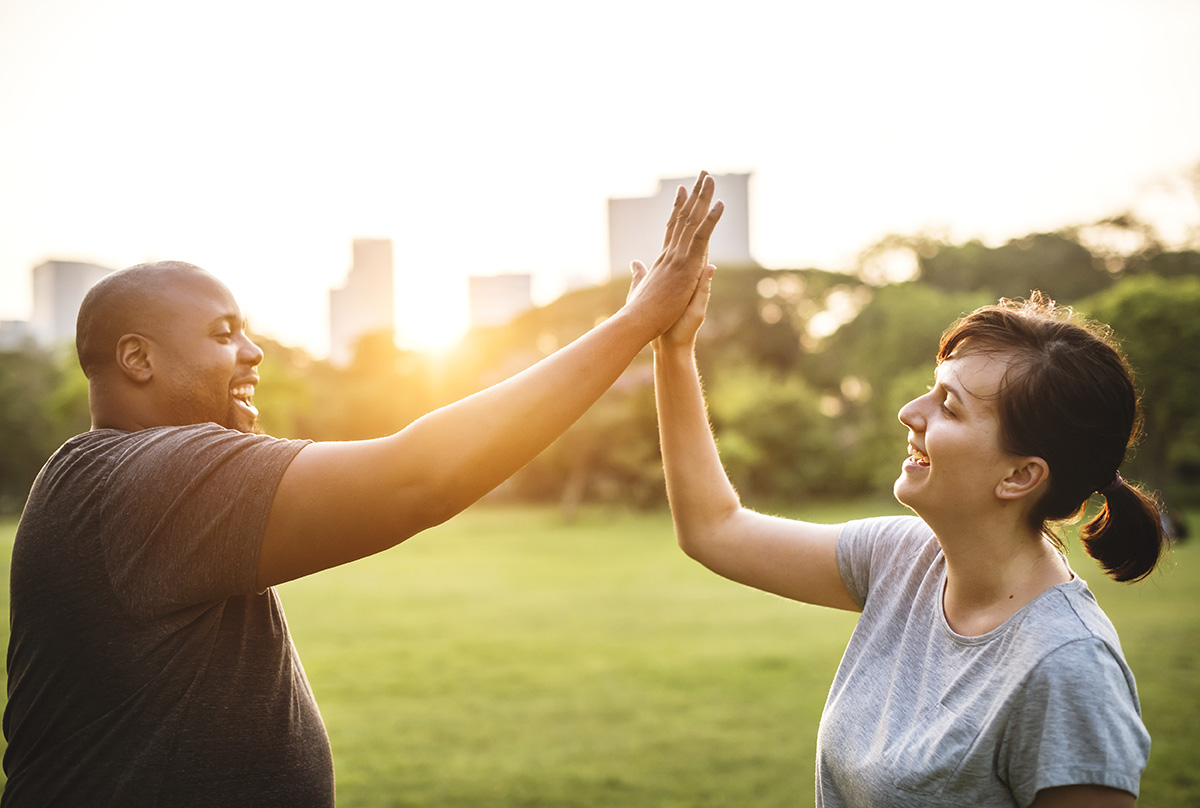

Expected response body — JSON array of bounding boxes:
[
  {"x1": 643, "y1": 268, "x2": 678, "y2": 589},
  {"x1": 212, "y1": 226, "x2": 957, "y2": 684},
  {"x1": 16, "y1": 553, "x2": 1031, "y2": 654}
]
[
  {"x1": 996, "y1": 457, "x2": 1050, "y2": 500},
  {"x1": 115, "y1": 334, "x2": 153, "y2": 383}
]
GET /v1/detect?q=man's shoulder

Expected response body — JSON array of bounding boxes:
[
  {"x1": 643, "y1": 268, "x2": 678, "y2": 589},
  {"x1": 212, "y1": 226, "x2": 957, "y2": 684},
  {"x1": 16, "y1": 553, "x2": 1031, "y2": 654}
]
[
  {"x1": 65, "y1": 422, "x2": 230, "y2": 449},
  {"x1": 107, "y1": 423, "x2": 306, "y2": 474},
  {"x1": 48, "y1": 424, "x2": 304, "y2": 487},
  {"x1": 96, "y1": 422, "x2": 292, "y2": 451}
]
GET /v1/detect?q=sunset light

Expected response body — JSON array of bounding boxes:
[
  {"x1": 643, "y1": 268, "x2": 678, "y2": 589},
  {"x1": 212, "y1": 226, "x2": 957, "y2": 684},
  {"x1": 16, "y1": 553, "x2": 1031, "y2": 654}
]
[{"x1": 2, "y1": 0, "x2": 1198, "y2": 358}]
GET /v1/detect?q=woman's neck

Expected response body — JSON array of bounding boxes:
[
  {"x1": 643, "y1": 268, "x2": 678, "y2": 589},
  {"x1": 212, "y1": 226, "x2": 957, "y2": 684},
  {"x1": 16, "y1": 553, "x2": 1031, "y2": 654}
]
[{"x1": 932, "y1": 515, "x2": 1073, "y2": 637}]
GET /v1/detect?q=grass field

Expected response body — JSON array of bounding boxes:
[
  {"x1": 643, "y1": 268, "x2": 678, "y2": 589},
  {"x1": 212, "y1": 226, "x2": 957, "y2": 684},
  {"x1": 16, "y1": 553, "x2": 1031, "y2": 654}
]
[{"x1": 1, "y1": 500, "x2": 1197, "y2": 806}]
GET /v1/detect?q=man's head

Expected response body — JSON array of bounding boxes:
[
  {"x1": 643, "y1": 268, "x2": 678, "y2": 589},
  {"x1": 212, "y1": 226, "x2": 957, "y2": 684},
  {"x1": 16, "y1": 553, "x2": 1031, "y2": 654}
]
[{"x1": 77, "y1": 261, "x2": 264, "y2": 433}]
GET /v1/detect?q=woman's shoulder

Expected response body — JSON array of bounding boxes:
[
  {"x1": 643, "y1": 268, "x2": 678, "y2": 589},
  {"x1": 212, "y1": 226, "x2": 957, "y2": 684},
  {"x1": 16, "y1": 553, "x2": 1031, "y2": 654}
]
[
  {"x1": 841, "y1": 514, "x2": 937, "y2": 558},
  {"x1": 838, "y1": 515, "x2": 940, "y2": 608},
  {"x1": 1009, "y1": 579, "x2": 1128, "y2": 671}
]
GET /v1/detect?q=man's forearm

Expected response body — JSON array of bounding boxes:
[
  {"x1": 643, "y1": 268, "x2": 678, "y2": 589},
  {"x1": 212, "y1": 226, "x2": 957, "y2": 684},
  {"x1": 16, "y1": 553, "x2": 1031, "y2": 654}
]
[{"x1": 385, "y1": 308, "x2": 655, "y2": 519}]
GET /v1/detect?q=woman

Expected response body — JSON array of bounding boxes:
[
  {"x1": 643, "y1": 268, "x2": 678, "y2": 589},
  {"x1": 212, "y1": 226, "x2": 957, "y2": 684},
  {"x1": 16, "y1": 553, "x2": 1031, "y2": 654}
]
[{"x1": 648, "y1": 268, "x2": 1165, "y2": 807}]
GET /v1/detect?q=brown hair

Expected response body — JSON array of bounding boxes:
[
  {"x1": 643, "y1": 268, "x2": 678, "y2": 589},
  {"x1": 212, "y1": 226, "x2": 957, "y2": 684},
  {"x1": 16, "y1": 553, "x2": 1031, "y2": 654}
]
[{"x1": 937, "y1": 292, "x2": 1165, "y2": 582}]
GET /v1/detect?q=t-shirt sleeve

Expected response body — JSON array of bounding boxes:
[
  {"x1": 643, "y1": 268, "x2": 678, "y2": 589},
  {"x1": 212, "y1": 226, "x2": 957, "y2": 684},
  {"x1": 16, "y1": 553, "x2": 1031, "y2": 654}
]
[
  {"x1": 99, "y1": 424, "x2": 310, "y2": 617},
  {"x1": 837, "y1": 515, "x2": 929, "y2": 609},
  {"x1": 1000, "y1": 637, "x2": 1150, "y2": 807}
]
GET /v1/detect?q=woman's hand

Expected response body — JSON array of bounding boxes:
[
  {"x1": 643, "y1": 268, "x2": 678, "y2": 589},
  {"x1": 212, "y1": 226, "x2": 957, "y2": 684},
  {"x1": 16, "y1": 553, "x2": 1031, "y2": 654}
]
[
  {"x1": 622, "y1": 173, "x2": 722, "y2": 342},
  {"x1": 631, "y1": 262, "x2": 714, "y2": 353}
]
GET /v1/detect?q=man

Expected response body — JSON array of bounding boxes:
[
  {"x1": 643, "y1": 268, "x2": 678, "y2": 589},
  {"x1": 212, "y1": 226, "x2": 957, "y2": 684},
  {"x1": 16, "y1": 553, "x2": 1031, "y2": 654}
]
[{"x1": 3, "y1": 175, "x2": 722, "y2": 805}]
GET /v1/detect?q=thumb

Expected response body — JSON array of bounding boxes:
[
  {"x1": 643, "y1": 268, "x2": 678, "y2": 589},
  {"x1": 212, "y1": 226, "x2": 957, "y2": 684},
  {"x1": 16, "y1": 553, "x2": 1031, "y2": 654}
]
[
  {"x1": 696, "y1": 265, "x2": 716, "y2": 305},
  {"x1": 627, "y1": 260, "x2": 648, "y2": 300}
]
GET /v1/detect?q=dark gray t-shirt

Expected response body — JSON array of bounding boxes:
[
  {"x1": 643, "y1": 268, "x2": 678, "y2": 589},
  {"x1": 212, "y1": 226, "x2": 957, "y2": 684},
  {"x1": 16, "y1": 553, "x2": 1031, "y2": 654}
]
[
  {"x1": 817, "y1": 515, "x2": 1149, "y2": 807},
  {"x1": 3, "y1": 424, "x2": 333, "y2": 806}
]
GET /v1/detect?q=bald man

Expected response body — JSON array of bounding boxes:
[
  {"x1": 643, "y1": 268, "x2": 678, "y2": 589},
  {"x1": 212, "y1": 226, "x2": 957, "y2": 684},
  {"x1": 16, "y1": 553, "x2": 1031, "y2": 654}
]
[{"x1": 2, "y1": 176, "x2": 722, "y2": 806}]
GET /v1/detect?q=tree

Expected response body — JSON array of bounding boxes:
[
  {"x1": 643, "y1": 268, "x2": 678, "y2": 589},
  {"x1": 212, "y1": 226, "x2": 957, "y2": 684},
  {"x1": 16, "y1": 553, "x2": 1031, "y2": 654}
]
[
  {"x1": 0, "y1": 346, "x2": 89, "y2": 513},
  {"x1": 1081, "y1": 276, "x2": 1200, "y2": 504},
  {"x1": 917, "y1": 232, "x2": 1112, "y2": 302},
  {"x1": 706, "y1": 360, "x2": 839, "y2": 501},
  {"x1": 508, "y1": 365, "x2": 664, "y2": 516}
]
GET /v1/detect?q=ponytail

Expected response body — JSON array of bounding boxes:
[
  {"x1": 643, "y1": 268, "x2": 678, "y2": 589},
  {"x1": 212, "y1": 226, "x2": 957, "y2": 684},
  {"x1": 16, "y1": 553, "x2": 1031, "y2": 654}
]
[
  {"x1": 938, "y1": 292, "x2": 1170, "y2": 584},
  {"x1": 1079, "y1": 478, "x2": 1167, "y2": 582}
]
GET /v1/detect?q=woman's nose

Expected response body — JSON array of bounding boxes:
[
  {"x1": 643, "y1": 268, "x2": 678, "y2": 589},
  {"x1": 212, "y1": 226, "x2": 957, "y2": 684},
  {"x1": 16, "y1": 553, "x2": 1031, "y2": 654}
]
[{"x1": 897, "y1": 394, "x2": 925, "y2": 430}]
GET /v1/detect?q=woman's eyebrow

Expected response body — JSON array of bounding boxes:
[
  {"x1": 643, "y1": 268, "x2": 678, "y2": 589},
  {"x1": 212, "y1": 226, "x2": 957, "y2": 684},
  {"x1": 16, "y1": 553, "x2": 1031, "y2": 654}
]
[{"x1": 934, "y1": 375, "x2": 970, "y2": 408}]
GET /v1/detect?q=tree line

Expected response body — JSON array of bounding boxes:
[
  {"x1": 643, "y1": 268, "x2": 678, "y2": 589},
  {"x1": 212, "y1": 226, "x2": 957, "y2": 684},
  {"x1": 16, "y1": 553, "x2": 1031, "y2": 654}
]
[{"x1": 2, "y1": 218, "x2": 1198, "y2": 518}]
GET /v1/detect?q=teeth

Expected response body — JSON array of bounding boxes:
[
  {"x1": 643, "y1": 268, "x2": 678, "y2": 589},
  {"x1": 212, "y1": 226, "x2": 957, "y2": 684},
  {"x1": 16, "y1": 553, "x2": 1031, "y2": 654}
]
[
  {"x1": 231, "y1": 384, "x2": 258, "y2": 416},
  {"x1": 909, "y1": 445, "x2": 930, "y2": 464}
]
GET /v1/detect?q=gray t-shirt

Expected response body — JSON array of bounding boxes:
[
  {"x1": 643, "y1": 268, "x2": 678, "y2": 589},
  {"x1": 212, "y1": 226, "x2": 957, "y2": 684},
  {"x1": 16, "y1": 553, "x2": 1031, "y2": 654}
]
[
  {"x1": 816, "y1": 515, "x2": 1149, "y2": 807},
  {"x1": 3, "y1": 424, "x2": 332, "y2": 806}
]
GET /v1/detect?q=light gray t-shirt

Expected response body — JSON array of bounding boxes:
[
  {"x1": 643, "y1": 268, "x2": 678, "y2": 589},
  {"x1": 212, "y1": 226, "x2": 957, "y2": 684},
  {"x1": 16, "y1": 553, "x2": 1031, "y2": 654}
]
[{"x1": 816, "y1": 515, "x2": 1149, "y2": 807}]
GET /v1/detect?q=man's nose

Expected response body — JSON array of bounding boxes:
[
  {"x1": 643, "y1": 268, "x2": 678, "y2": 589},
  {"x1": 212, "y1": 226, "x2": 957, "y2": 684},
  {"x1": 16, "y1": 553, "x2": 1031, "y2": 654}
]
[{"x1": 240, "y1": 335, "x2": 265, "y2": 366}]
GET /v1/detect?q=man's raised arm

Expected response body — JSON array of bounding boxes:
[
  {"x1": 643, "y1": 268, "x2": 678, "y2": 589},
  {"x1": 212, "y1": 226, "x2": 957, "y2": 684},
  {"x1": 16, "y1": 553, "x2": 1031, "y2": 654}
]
[{"x1": 257, "y1": 174, "x2": 723, "y2": 589}]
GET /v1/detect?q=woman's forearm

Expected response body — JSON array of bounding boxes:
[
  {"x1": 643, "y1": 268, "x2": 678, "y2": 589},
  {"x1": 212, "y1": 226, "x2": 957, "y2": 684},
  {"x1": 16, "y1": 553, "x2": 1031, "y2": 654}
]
[{"x1": 654, "y1": 344, "x2": 742, "y2": 555}]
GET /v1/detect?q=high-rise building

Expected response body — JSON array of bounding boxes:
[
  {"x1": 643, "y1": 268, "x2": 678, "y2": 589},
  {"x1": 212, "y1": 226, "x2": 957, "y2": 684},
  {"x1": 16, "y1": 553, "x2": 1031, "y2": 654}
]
[
  {"x1": 329, "y1": 238, "x2": 394, "y2": 366},
  {"x1": 0, "y1": 320, "x2": 34, "y2": 352},
  {"x1": 607, "y1": 172, "x2": 755, "y2": 280},
  {"x1": 30, "y1": 260, "x2": 112, "y2": 348},
  {"x1": 468, "y1": 273, "x2": 533, "y2": 329}
]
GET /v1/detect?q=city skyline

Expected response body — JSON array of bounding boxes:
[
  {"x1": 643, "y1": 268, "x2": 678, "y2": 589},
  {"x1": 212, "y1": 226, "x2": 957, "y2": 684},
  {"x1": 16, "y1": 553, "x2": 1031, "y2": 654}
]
[{"x1": 3, "y1": 0, "x2": 1199, "y2": 355}]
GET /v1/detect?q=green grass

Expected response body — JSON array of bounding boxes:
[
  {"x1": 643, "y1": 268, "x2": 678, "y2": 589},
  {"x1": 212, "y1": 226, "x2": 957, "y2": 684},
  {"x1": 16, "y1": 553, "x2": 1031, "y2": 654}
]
[{"x1": 1, "y1": 501, "x2": 1197, "y2": 806}]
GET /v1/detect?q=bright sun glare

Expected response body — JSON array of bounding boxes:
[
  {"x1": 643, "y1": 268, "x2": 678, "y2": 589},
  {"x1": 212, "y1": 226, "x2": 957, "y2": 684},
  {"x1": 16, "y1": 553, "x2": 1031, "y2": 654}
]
[
  {"x1": 401, "y1": 313, "x2": 468, "y2": 352},
  {"x1": 2, "y1": 0, "x2": 1198, "y2": 365},
  {"x1": 395, "y1": 281, "x2": 471, "y2": 352}
]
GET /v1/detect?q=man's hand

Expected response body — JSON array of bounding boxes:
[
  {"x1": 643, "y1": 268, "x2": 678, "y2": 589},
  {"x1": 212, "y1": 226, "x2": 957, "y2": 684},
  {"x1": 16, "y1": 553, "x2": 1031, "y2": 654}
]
[
  {"x1": 624, "y1": 172, "x2": 723, "y2": 339},
  {"x1": 649, "y1": 265, "x2": 715, "y2": 354}
]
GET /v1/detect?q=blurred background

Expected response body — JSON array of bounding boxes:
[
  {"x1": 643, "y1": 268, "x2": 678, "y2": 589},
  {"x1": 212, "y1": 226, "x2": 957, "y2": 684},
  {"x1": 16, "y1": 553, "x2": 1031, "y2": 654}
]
[{"x1": 2, "y1": 0, "x2": 1199, "y2": 523}]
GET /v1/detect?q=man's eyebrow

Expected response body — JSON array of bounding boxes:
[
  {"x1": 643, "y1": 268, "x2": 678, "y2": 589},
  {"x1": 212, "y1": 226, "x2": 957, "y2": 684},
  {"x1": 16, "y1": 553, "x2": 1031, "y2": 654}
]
[{"x1": 208, "y1": 314, "x2": 247, "y2": 329}]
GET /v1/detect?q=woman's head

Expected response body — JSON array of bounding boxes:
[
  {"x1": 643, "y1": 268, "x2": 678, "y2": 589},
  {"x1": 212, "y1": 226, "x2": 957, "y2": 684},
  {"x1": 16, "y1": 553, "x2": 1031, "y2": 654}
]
[{"x1": 935, "y1": 291, "x2": 1165, "y2": 581}]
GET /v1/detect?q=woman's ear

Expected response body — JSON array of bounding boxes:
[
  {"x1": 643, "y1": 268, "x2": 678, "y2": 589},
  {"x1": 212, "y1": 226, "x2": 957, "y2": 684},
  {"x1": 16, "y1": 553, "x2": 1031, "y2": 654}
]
[
  {"x1": 115, "y1": 334, "x2": 153, "y2": 383},
  {"x1": 997, "y1": 457, "x2": 1050, "y2": 501}
]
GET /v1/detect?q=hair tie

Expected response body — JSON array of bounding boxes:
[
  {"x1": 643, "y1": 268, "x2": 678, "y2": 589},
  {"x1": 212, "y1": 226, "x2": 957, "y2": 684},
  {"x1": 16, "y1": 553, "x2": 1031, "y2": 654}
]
[{"x1": 1098, "y1": 471, "x2": 1125, "y2": 496}]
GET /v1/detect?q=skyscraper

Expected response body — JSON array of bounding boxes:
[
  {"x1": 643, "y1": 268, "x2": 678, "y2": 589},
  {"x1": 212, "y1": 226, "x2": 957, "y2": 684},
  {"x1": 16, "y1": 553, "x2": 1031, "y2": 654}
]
[
  {"x1": 31, "y1": 260, "x2": 111, "y2": 349},
  {"x1": 468, "y1": 273, "x2": 533, "y2": 329},
  {"x1": 607, "y1": 172, "x2": 755, "y2": 280},
  {"x1": 329, "y1": 238, "x2": 394, "y2": 366}
]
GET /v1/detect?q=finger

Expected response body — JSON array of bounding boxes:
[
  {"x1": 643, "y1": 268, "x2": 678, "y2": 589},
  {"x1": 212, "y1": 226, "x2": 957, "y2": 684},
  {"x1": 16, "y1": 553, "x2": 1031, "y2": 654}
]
[
  {"x1": 660, "y1": 186, "x2": 688, "y2": 252},
  {"x1": 664, "y1": 171, "x2": 711, "y2": 255},
  {"x1": 626, "y1": 260, "x2": 649, "y2": 303},
  {"x1": 696, "y1": 267, "x2": 710, "y2": 312},
  {"x1": 672, "y1": 174, "x2": 717, "y2": 253},
  {"x1": 683, "y1": 198, "x2": 724, "y2": 266},
  {"x1": 676, "y1": 195, "x2": 720, "y2": 271}
]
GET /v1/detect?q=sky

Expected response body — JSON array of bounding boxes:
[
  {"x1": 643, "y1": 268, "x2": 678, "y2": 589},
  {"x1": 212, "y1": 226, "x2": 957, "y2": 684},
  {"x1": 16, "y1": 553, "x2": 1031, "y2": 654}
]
[{"x1": 2, "y1": 0, "x2": 1199, "y2": 354}]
